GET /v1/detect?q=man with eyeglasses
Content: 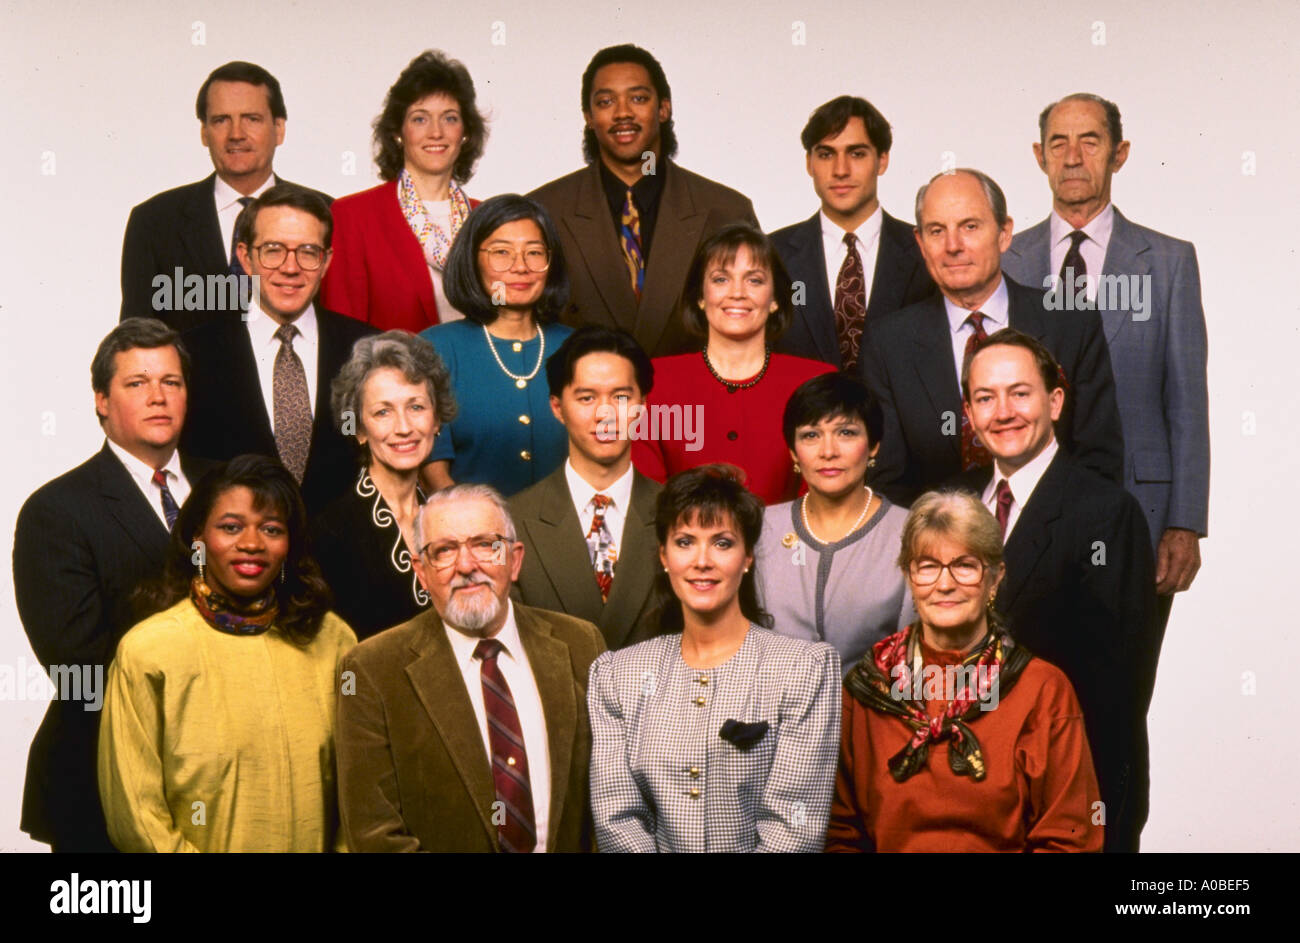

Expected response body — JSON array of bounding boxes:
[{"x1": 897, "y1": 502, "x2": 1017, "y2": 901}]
[
  {"x1": 959, "y1": 327, "x2": 1157, "y2": 853},
  {"x1": 335, "y1": 483, "x2": 605, "y2": 852},
  {"x1": 180, "y1": 184, "x2": 375, "y2": 514}
]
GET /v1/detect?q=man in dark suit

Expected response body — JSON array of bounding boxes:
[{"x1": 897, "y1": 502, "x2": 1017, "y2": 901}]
[
  {"x1": 861, "y1": 168, "x2": 1123, "y2": 508},
  {"x1": 530, "y1": 44, "x2": 758, "y2": 358},
  {"x1": 510, "y1": 327, "x2": 662, "y2": 649},
  {"x1": 120, "y1": 61, "x2": 331, "y2": 331},
  {"x1": 180, "y1": 184, "x2": 374, "y2": 515},
  {"x1": 1001, "y1": 93, "x2": 1209, "y2": 626},
  {"x1": 771, "y1": 95, "x2": 934, "y2": 369},
  {"x1": 13, "y1": 318, "x2": 210, "y2": 852},
  {"x1": 336, "y1": 485, "x2": 605, "y2": 852},
  {"x1": 960, "y1": 328, "x2": 1157, "y2": 852}
]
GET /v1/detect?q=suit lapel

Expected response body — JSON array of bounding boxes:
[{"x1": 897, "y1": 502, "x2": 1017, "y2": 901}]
[
  {"x1": 600, "y1": 471, "x2": 660, "y2": 648},
  {"x1": 403, "y1": 613, "x2": 498, "y2": 842},
  {"x1": 515, "y1": 605, "x2": 578, "y2": 852},
  {"x1": 866, "y1": 212, "x2": 910, "y2": 318},
  {"x1": 1000, "y1": 450, "x2": 1068, "y2": 610},
  {"x1": 525, "y1": 471, "x2": 606, "y2": 618},
  {"x1": 227, "y1": 321, "x2": 276, "y2": 447},
  {"x1": 94, "y1": 444, "x2": 171, "y2": 557},
  {"x1": 637, "y1": 162, "x2": 706, "y2": 355},
  {"x1": 1099, "y1": 208, "x2": 1151, "y2": 344},
  {"x1": 908, "y1": 299, "x2": 962, "y2": 462},
  {"x1": 564, "y1": 163, "x2": 640, "y2": 333},
  {"x1": 182, "y1": 174, "x2": 229, "y2": 273},
  {"x1": 1009, "y1": 218, "x2": 1051, "y2": 289},
  {"x1": 788, "y1": 214, "x2": 839, "y2": 363}
]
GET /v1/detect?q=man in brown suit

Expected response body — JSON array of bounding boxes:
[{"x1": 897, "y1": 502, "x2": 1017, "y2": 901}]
[
  {"x1": 336, "y1": 484, "x2": 605, "y2": 852},
  {"x1": 530, "y1": 44, "x2": 758, "y2": 358}
]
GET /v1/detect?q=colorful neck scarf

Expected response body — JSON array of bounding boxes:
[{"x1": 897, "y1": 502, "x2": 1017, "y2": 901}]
[
  {"x1": 843, "y1": 623, "x2": 1031, "y2": 783},
  {"x1": 397, "y1": 169, "x2": 471, "y2": 270},
  {"x1": 190, "y1": 576, "x2": 279, "y2": 636}
]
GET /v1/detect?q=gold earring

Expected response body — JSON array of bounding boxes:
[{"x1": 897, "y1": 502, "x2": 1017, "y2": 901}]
[
  {"x1": 281, "y1": 566, "x2": 287, "y2": 585},
  {"x1": 197, "y1": 561, "x2": 205, "y2": 583},
  {"x1": 987, "y1": 589, "x2": 998, "y2": 610},
  {"x1": 793, "y1": 461, "x2": 801, "y2": 474},
  {"x1": 867, "y1": 457, "x2": 877, "y2": 469}
]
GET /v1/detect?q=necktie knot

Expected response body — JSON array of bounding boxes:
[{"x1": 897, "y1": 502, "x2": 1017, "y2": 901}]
[
  {"x1": 1068, "y1": 229, "x2": 1087, "y2": 250},
  {"x1": 151, "y1": 469, "x2": 168, "y2": 487},
  {"x1": 590, "y1": 493, "x2": 612, "y2": 512},
  {"x1": 474, "y1": 637, "x2": 505, "y2": 663},
  {"x1": 996, "y1": 478, "x2": 1013, "y2": 506},
  {"x1": 843, "y1": 231, "x2": 858, "y2": 249},
  {"x1": 994, "y1": 478, "x2": 1014, "y2": 538},
  {"x1": 274, "y1": 323, "x2": 300, "y2": 346},
  {"x1": 965, "y1": 311, "x2": 988, "y2": 340}
]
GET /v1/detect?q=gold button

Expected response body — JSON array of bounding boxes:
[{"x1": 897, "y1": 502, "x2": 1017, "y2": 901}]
[
  {"x1": 512, "y1": 341, "x2": 523, "y2": 352},
  {"x1": 507, "y1": 756, "x2": 516, "y2": 766},
  {"x1": 518, "y1": 414, "x2": 531, "y2": 425},
  {"x1": 690, "y1": 767, "x2": 700, "y2": 778},
  {"x1": 689, "y1": 787, "x2": 700, "y2": 798},
  {"x1": 697, "y1": 676, "x2": 708, "y2": 686},
  {"x1": 520, "y1": 450, "x2": 531, "y2": 461},
  {"x1": 694, "y1": 696, "x2": 706, "y2": 706}
]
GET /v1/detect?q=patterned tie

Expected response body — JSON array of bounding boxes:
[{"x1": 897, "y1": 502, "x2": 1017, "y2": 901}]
[
  {"x1": 272, "y1": 323, "x2": 312, "y2": 483},
  {"x1": 619, "y1": 188, "x2": 645, "y2": 297},
  {"x1": 994, "y1": 478, "x2": 1014, "y2": 539},
  {"x1": 229, "y1": 196, "x2": 253, "y2": 276},
  {"x1": 960, "y1": 312, "x2": 993, "y2": 471},
  {"x1": 833, "y1": 232, "x2": 867, "y2": 370},
  {"x1": 151, "y1": 468, "x2": 180, "y2": 530},
  {"x1": 474, "y1": 638, "x2": 537, "y2": 853},
  {"x1": 586, "y1": 494, "x2": 617, "y2": 603},
  {"x1": 1060, "y1": 229, "x2": 1087, "y2": 287}
]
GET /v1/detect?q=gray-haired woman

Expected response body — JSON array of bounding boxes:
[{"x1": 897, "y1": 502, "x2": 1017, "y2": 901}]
[{"x1": 310, "y1": 330, "x2": 457, "y2": 639}]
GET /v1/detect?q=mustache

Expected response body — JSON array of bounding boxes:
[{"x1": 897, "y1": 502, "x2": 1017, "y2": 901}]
[{"x1": 450, "y1": 573, "x2": 493, "y2": 592}]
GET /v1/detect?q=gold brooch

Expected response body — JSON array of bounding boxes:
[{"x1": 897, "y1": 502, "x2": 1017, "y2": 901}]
[{"x1": 780, "y1": 532, "x2": 799, "y2": 549}]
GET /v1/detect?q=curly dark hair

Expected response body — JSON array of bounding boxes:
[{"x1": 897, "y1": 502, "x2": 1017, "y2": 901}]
[
  {"x1": 135, "y1": 455, "x2": 333, "y2": 645},
  {"x1": 580, "y1": 44, "x2": 677, "y2": 164},
  {"x1": 372, "y1": 49, "x2": 488, "y2": 184}
]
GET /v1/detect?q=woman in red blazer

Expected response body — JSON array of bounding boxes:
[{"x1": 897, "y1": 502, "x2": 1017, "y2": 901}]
[{"x1": 323, "y1": 50, "x2": 486, "y2": 332}]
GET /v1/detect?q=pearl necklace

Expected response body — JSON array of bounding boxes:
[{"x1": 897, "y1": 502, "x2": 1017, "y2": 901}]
[
  {"x1": 703, "y1": 346, "x2": 770, "y2": 392},
  {"x1": 483, "y1": 323, "x2": 545, "y2": 389},
  {"x1": 801, "y1": 486, "x2": 874, "y2": 545}
]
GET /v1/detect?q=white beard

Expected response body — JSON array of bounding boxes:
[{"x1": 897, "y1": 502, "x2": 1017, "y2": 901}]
[{"x1": 444, "y1": 582, "x2": 502, "y2": 634}]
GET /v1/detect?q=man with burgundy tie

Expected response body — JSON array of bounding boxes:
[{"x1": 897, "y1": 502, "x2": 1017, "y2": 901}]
[
  {"x1": 13, "y1": 318, "x2": 211, "y2": 852},
  {"x1": 530, "y1": 44, "x2": 758, "y2": 358},
  {"x1": 771, "y1": 95, "x2": 935, "y2": 369},
  {"x1": 510, "y1": 326, "x2": 662, "y2": 649},
  {"x1": 336, "y1": 484, "x2": 605, "y2": 852},
  {"x1": 1000, "y1": 93, "x2": 1209, "y2": 631},
  {"x1": 119, "y1": 61, "x2": 331, "y2": 332},
  {"x1": 179, "y1": 184, "x2": 374, "y2": 515},
  {"x1": 860, "y1": 167, "x2": 1124, "y2": 508},
  {"x1": 960, "y1": 327, "x2": 1157, "y2": 852}
]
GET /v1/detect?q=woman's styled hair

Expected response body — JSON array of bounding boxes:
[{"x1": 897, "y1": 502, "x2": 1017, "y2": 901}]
[
  {"x1": 442, "y1": 194, "x2": 570, "y2": 325},
  {"x1": 897, "y1": 489, "x2": 1007, "y2": 632},
  {"x1": 372, "y1": 49, "x2": 488, "y2": 183},
  {"x1": 331, "y1": 330, "x2": 458, "y2": 465},
  {"x1": 651, "y1": 464, "x2": 771, "y2": 635},
  {"x1": 781, "y1": 372, "x2": 884, "y2": 450},
  {"x1": 136, "y1": 455, "x2": 332, "y2": 644},
  {"x1": 680, "y1": 223, "x2": 794, "y2": 342}
]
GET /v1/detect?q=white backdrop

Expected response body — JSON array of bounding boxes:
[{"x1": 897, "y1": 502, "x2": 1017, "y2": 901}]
[{"x1": 1, "y1": 0, "x2": 1296, "y2": 851}]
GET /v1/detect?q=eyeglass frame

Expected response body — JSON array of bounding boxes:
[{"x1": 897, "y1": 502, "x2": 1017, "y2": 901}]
[
  {"x1": 907, "y1": 556, "x2": 988, "y2": 586},
  {"x1": 417, "y1": 533, "x2": 513, "y2": 570},
  {"x1": 246, "y1": 241, "x2": 330, "y2": 271},
  {"x1": 478, "y1": 245, "x2": 552, "y2": 273}
]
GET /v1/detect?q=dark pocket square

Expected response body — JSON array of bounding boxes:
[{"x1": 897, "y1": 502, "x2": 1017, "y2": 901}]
[{"x1": 719, "y1": 719, "x2": 769, "y2": 750}]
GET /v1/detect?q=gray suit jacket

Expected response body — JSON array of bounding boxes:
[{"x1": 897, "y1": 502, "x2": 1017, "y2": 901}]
[
  {"x1": 510, "y1": 467, "x2": 661, "y2": 650},
  {"x1": 1003, "y1": 208, "x2": 1209, "y2": 547},
  {"x1": 530, "y1": 160, "x2": 757, "y2": 358}
]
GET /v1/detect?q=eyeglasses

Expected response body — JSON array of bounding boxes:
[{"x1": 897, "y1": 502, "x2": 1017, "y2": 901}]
[
  {"x1": 909, "y1": 557, "x2": 986, "y2": 586},
  {"x1": 418, "y1": 534, "x2": 510, "y2": 570},
  {"x1": 480, "y1": 246, "x2": 551, "y2": 273},
  {"x1": 250, "y1": 242, "x2": 328, "y2": 271}
]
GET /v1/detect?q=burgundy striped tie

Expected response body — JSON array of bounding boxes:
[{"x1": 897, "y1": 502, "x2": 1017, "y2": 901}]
[
  {"x1": 960, "y1": 312, "x2": 992, "y2": 471},
  {"x1": 474, "y1": 638, "x2": 537, "y2": 853}
]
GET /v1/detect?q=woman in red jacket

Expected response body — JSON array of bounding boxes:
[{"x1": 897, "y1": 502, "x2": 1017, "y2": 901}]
[{"x1": 322, "y1": 50, "x2": 486, "y2": 331}]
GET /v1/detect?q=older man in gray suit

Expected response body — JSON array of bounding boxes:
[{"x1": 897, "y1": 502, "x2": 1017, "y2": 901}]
[{"x1": 1002, "y1": 92, "x2": 1209, "y2": 648}]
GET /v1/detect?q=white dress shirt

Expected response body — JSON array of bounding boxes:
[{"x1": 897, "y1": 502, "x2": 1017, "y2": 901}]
[
  {"x1": 821, "y1": 206, "x2": 883, "y2": 312},
  {"x1": 105, "y1": 438, "x2": 191, "y2": 529},
  {"x1": 1048, "y1": 203, "x2": 1114, "y2": 304},
  {"x1": 982, "y1": 437, "x2": 1059, "y2": 540},
  {"x1": 214, "y1": 175, "x2": 277, "y2": 270},
  {"x1": 443, "y1": 600, "x2": 552, "y2": 852},
  {"x1": 421, "y1": 199, "x2": 466, "y2": 323},
  {"x1": 244, "y1": 304, "x2": 319, "y2": 433},
  {"x1": 944, "y1": 277, "x2": 1010, "y2": 386},
  {"x1": 565, "y1": 460, "x2": 635, "y2": 558}
]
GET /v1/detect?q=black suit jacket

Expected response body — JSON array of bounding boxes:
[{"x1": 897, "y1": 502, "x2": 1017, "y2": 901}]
[
  {"x1": 861, "y1": 276, "x2": 1124, "y2": 508},
  {"x1": 120, "y1": 173, "x2": 332, "y2": 331},
  {"x1": 770, "y1": 210, "x2": 935, "y2": 366},
  {"x1": 13, "y1": 444, "x2": 211, "y2": 850},
  {"x1": 957, "y1": 449, "x2": 1157, "y2": 852},
  {"x1": 509, "y1": 467, "x2": 662, "y2": 650},
  {"x1": 179, "y1": 308, "x2": 375, "y2": 515}
]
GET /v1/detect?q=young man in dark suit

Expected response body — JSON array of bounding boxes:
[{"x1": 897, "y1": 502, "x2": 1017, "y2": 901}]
[
  {"x1": 530, "y1": 44, "x2": 757, "y2": 358},
  {"x1": 179, "y1": 185, "x2": 375, "y2": 515},
  {"x1": 510, "y1": 327, "x2": 662, "y2": 650},
  {"x1": 961, "y1": 328, "x2": 1157, "y2": 852},
  {"x1": 1001, "y1": 92, "x2": 1209, "y2": 627},
  {"x1": 120, "y1": 61, "x2": 331, "y2": 331},
  {"x1": 771, "y1": 95, "x2": 934, "y2": 370},
  {"x1": 861, "y1": 168, "x2": 1124, "y2": 508},
  {"x1": 13, "y1": 318, "x2": 210, "y2": 852}
]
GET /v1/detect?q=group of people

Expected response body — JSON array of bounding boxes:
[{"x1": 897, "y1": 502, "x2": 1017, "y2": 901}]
[{"x1": 14, "y1": 41, "x2": 1209, "y2": 854}]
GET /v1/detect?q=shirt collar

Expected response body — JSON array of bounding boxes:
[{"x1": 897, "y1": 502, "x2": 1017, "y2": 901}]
[
  {"x1": 565, "y1": 459, "x2": 635, "y2": 515},
  {"x1": 944, "y1": 276, "x2": 1010, "y2": 335},
  {"x1": 1049, "y1": 202, "x2": 1114, "y2": 251},
  {"x1": 990, "y1": 436, "x2": 1059, "y2": 505},
  {"x1": 105, "y1": 436, "x2": 181, "y2": 485},
  {"x1": 819, "y1": 204, "x2": 883, "y2": 246},
  {"x1": 245, "y1": 302, "x2": 318, "y2": 348},
  {"x1": 443, "y1": 598, "x2": 524, "y2": 668},
  {"x1": 598, "y1": 156, "x2": 668, "y2": 208},
  {"x1": 213, "y1": 173, "x2": 277, "y2": 213}
]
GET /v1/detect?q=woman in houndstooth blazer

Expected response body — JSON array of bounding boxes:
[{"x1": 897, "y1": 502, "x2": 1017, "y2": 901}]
[{"x1": 587, "y1": 465, "x2": 841, "y2": 852}]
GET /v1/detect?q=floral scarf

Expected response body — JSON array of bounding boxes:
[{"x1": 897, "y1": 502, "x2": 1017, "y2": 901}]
[
  {"x1": 843, "y1": 623, "x2": 1031, "y2": 782},
  {"x1": 190, "y1": 576, "x2": 278, "y2": 636},
  {"x1": 397, "y1": 169, "x2": 471, "y2": 270}
]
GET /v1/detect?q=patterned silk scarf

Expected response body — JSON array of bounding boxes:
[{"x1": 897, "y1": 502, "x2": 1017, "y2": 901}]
[
  {"x1": 397, "y1": 169, "x2": 471, "y2": 270},
  {"x1": 843, "y1": 623, "x2": 1032, "y2": 783},
  {"x1": 190, "y1": 576, "x2": 279, "y2": 636}
]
